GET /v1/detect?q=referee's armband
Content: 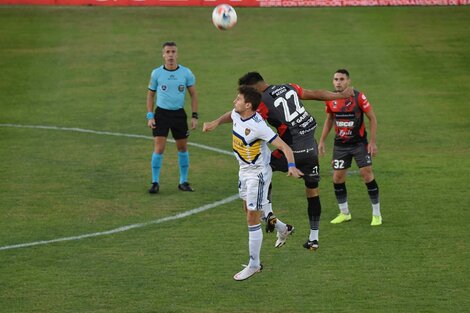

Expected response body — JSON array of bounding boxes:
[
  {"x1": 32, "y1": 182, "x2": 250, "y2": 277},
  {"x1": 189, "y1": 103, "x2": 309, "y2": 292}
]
[
  {"x1": 192, "y1": 112, "x2": 199, "y2": 119},
  {"x1": 146, "y1": 112, "x2": 155, "y2": 120},
  {"x1": 288, "y1": 162, "x2": 296, "y2": 169}
]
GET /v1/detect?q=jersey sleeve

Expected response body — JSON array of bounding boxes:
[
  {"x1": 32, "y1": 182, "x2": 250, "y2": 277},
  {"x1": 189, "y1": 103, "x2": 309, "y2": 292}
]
[
  {"x1": 289, "y1": 83, "x2": 303, "y2": 98},
  {"x1": 358, "y1": 92, "x2": 372, "y2": 112},
  {"x1": 324, "y1": 101, "x2": 332, "y2": 113},
  {"x1": 257, "y1": 119, "x2": 278, "y2": 143},
  {"x1": 230, "y1": 109, "x2": 236, "y2": 121},
  {"x1": 148, "y1": 69, "x2": 158, "y2": 91},
  {"x1": 186, "y1": 68, "x2": 196, "y2": 87},
  {"x1": 257, "y1": 102, "x2": 269, "y2": 120}
]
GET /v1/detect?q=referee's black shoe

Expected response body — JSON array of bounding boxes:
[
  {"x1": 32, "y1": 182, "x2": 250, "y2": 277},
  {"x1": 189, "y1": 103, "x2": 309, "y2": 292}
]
[
  {"x1": 148, "y1": 182, "x2": 159, "y2": 194},
  {"x1": 178, "y1": 182, "x2": 194, "y2": 192}
]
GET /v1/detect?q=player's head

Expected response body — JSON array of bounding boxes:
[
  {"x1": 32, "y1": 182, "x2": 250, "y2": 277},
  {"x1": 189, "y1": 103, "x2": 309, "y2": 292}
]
[
  {"x1": 234, "y1": 85, "x2": 262, "y2": 114},
  {"x1": 239, "y1": 72, "x2": 268, "y2": 93},
  {"x1": 238, "y1": 72, "x2": 265, "y2": 86},
  {"x1": 162, "y1": 42, "x2": 178, "y2": 67},
  {"x1": 333, "y1": 69, "x2": 351, "y2": 92}
]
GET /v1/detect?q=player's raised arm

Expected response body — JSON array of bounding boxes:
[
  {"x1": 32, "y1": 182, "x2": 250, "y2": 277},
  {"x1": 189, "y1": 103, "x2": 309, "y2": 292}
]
[
  {"x1": 270, "y1": 137, "x2": 304, "y2": 178},
  {"x1": 202, "y1": 110, "x2": 232, "y2": 132},
  {"x1": 301, "y1": 87, "x2": 354, "y2": 101}
]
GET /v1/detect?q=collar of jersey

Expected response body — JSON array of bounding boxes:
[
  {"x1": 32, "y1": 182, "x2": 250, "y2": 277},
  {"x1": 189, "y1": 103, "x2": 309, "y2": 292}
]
[
  {"x1": 240, "y1": 112, "x2": 257, "y2": 122},
  {"x1": 163, "y1": 65, "x2": 180, "y2": 71}
]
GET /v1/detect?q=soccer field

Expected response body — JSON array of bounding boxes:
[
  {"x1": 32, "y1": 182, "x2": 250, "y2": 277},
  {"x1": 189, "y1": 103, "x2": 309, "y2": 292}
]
[{"x1": 0, "y1": 5, "x2": 469, "y2": 313}]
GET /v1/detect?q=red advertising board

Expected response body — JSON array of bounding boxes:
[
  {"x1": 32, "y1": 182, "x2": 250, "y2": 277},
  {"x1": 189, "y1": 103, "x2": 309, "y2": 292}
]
[{"x1": 1, "y1": 0, "x2": 468, "y2": 6}]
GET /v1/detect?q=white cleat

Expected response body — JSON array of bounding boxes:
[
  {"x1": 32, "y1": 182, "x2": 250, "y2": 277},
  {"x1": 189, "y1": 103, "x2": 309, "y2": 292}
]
[
  {"x1": 275, "y1": 224, "x2": 294, "y2": 248},
  {"x1": 233, "y1": 264, "x2": 263, "y2": 281}
]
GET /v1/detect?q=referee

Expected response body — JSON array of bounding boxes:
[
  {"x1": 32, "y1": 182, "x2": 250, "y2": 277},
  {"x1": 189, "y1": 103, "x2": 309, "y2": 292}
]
[{"x1": 146, "y1": 42, "x2": 199, "y2": 194}]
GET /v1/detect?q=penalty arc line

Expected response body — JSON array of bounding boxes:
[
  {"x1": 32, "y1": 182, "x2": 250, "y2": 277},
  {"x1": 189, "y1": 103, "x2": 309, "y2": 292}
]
[{"x1": 0, "y1": 123, "x2": 237, "y2": 251}]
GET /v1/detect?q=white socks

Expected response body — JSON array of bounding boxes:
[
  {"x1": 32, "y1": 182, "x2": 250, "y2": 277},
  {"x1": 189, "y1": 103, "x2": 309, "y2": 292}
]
[
  {"x1": 339, "y1": 202, "x2": 350, "y2": 215},
  {"x1": 372, "y1": 203, "x2": 381, "y2": 216},
  {"x1": 248, "y1": 224, "x2": 263, "y2": 268},
  {"x1": 309, "y1": 229, "x2": 319, "y2": 242}
]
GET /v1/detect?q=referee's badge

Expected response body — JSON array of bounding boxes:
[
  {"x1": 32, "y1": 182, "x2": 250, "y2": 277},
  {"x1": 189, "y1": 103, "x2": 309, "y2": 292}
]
[
  {"x1": 245, "y1": 128, "x2": 251, "y2": 136},
  {"x1": 178, "y1": 85, "x2": 185, "y2": 92}
]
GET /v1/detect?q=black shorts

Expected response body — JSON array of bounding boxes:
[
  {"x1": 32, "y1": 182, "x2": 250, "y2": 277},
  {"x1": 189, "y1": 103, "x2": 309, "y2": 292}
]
[
  {"x1": 332, "y1": 142, "x2": 372, "y2": 170},
  {"x1": 152, "y1": 107, "x2": 189, "y2": 140},
  {"x1": 270, "y1": 142, "x2": 320, "y2": 185}
]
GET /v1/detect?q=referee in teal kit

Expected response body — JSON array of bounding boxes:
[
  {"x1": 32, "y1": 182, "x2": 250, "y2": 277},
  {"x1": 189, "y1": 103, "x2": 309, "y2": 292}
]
[{"x1": 146, "y1": 42, "x2": 199, "y2": 194}]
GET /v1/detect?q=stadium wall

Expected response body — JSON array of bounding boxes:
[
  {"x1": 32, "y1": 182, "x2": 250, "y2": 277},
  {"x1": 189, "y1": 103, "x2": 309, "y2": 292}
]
[{"x1": 1, "y1": 0, "x2": 468, "y2": 6}]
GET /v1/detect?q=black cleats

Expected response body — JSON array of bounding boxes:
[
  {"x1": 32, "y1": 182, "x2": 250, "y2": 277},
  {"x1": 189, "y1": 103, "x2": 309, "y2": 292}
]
[
  {"x1": 148, "y1": 182, "x2": 159, "y2": 194},
  {"x1": 178, "y1": 182, "x2": 194, "y2": 192},
  {"x1": 265, "y1": 212, "x2": 277, "y2": 233},
  {"x1": 303, "y1": 239, "x2": 319, "y2": 251}
]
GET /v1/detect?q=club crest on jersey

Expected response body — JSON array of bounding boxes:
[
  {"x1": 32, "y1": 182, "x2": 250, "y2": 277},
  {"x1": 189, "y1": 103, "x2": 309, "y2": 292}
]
[
  {"x1": 161, "y1": 85, "x2": 167, "y2": 91},
  {"x1": 333, "y1": 101, "x2": 337, "y2": 108},
  {"x1": 178, "y1": 85, "x2": 185, "y2": 92},
  {"x1": 245, "y1": 128, "x2": 251, "y2": 136}
]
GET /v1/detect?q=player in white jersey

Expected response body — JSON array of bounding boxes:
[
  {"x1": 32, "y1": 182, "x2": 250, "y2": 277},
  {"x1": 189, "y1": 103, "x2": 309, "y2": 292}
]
[{"x1": 203, "y1": 86, "x2": 303, "y2": 281}]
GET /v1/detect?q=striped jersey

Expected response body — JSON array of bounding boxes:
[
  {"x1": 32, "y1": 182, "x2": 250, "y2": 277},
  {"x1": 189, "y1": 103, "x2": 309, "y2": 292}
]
[
  {"x1": 257, "y1": 83, "x2": 316, "y2": 151},
  {"x1": 324, "y1": 90, "x2": 371, "y2": 145},
  {"x1": 231, "y1": 109, "x2": 278, "y2": 170}
]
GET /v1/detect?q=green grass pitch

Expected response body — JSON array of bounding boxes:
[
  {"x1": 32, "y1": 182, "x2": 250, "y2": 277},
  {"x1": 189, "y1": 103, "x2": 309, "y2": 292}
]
[{"x1": 0, "y1": 5, "x2": 469, "y2": 313}]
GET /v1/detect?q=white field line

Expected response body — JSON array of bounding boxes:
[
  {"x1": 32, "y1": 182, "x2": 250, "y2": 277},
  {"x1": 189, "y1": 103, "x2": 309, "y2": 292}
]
[
  {"x1": 0, "y1": 123, "x2": 237, "y2": 251},
  {"x1": 0, "y1": 195, "x2": 239, "y2": 251},
  {"x1": 0, "y1": 123, "x2": 233, "y2": 156}
]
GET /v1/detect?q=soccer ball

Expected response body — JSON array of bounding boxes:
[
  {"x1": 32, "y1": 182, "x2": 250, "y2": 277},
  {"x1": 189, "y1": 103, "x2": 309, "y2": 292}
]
[{"x1": 212, "y1": 4, "x2": 237, "y2": 30}]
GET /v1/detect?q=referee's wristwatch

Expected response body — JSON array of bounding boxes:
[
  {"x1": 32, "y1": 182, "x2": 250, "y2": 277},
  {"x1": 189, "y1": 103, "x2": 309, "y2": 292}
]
[{"x1": 192, "y1": 112, "x2": 199, "y2": 119}]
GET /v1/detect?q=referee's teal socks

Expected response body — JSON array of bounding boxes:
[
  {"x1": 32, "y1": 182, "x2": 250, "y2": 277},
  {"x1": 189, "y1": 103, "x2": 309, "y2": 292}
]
[
  {"x1": 151, "y1": 152, "x2": 163, "y2": 183},
  {"x1": 178, "y1": 151, "x2": 189, "y2": 184}
]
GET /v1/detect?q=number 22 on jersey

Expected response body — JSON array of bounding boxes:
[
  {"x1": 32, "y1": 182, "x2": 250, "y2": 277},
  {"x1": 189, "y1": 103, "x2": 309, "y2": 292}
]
[{"x1": 273, "y1": 90, "x2": 305, "y2": 123}]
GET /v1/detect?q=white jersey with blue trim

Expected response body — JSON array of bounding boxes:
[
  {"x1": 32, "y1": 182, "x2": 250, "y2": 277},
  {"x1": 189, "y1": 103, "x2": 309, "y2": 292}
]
[
  {"x1": 231, "y1": 110, "x2": 278, "y2": 170},
  {"x1": 148, "y1": 65, "x2": 195, "y2": 110}
]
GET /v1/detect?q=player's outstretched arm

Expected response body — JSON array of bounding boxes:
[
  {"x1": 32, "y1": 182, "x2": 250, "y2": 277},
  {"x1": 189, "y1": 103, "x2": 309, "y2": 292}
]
[
  {"x1": 202, "y1": 111, "x2": 232, "y2": 132},
  {"x1": 270, "y1": 137, "x2": 304, "y2": 178},
  {"x1": 301, "y1": 87, "x2": 354, "y2": 101}
]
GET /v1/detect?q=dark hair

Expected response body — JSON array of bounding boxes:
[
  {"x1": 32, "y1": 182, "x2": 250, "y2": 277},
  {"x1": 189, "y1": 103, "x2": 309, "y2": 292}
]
[
  {"x1": 238, "y1": 72, "x2": 264, "y2": 86},
  {"x1": 162, "y1": 41, "x2": 177, "y2": 48},
  {"x1": 238, "y1": 85, "x2": 262, "y2": 111},
  {"x1": 335, "y1": 69, "x2": 350, "y2": 77}
]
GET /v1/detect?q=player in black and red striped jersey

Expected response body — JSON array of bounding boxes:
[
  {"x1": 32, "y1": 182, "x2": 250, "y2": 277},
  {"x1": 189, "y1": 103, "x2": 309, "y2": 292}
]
[
  {"x1": 318, "y1": 69, "x2": 382, "y2": 226},
  {"x1": 238, "y1": 72, "x2": 354, "y2": 251}
]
